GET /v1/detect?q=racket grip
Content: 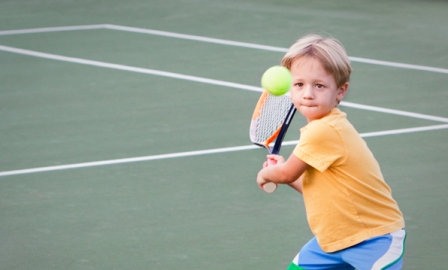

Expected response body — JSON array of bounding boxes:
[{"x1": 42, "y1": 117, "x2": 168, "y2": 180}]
[
  {"x1": 263, "y1": 157, "x2": 278, "y2": 193},
  {"x1": 262, "y1": 182, "x2": 278, "y2": 193}
]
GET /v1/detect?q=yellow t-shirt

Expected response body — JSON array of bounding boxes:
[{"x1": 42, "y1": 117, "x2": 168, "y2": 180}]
[{"x1": 293, "y1": 108, "x2": 404, "y2": 253}]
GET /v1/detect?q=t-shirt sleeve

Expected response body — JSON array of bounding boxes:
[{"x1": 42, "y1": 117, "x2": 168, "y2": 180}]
[{"x1": 293, "y1": 121, "x2": 345, "y2": 172}]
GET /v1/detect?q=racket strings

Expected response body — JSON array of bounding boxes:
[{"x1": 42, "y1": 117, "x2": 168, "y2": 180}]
[{"x1": 250, "y1": 94, "x2": 292, "y2": 147}]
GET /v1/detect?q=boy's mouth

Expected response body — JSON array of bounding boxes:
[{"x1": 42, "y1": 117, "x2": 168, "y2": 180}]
[{"x1": 300, "y1": 104, "x2": 317, "y2": 108}]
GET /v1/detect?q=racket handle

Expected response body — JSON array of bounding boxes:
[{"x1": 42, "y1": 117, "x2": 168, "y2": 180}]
[
  {"x1": 262, "y1": 182, "x2": 278, "y2": 193},
  {"x1": 262, "y1": 157, "x2": 278, "y2": 193}
]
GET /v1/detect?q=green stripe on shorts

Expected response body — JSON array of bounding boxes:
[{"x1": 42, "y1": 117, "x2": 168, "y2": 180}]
[{"x1": 287, "y1": 262, "x2": 306, "y2": 270}]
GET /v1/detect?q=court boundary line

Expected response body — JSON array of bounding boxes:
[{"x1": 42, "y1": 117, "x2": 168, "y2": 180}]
[
  {"x1": 1, "y1": 25, "x2": 448, "y2": 177},
  {"x1": 0, "y1": 24, "x2": 447, "y2": 74},
  {"x1": 1, "y1": 124, "x2": 448, "y2": 177},
  {"x1": 1, "y1": 44, "x2": 447, "y2": 124}
]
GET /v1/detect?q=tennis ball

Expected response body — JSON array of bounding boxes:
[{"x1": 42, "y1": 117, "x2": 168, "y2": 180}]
[{"x1": 261, "y1": 66, "x2": 292, "y2": 96}]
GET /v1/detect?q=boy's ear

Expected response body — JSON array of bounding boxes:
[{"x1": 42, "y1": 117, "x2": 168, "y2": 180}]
[{"x1": 337, "y1": 83, "x2": 349, "y2": 102}]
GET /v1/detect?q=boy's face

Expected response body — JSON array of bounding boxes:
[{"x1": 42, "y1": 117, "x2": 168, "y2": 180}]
[{"x1": 290, "y1": 57, "x2": 348, "y2": 122}]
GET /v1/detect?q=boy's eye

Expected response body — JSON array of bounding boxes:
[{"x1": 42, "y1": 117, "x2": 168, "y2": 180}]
[
  {"x1": 316, "y1": 84, "x2": 324, "y2": 88},
  {"x1": 295, "y1": 83, "x2": 303, "y2": 87}
]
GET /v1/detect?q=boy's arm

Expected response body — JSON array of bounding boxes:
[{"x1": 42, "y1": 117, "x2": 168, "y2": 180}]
[
  {"x1": 288, "y1": 176, "x2": 303, "y2": 194},
  {"x1": 257, "y1": 153, "x2": 308, "y2": 191}
]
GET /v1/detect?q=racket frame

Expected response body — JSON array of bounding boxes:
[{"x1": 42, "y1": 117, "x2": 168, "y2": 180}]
[{"x1": 270, "y1": 103, "x2": 296, "y2": 155}]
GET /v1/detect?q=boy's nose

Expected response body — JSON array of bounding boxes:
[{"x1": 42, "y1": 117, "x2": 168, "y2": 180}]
[{"x1": 303, "y1": 86, "x2": 314, "y2": 99}]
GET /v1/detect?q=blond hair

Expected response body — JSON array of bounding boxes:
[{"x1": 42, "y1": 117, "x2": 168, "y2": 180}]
[{"x1": 281, "y1": 34, "x2": 352, "y2": 87}]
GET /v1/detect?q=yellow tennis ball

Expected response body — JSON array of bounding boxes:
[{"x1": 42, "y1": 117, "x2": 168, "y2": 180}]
[{"x1": 261, "y1": 66, "x2": 292, "y2": 96}]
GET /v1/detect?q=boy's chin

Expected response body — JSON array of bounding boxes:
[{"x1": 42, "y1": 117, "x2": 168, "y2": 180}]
[
  {"x1": 300, "y1": 109, "x2": 328, "y2": 122},
  {"x1": 299, "y1": 108, "x2": 318, "y2": 119}
]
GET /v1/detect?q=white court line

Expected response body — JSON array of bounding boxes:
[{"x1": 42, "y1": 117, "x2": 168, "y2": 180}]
[
  {"x1": 1, "y1": 124, "x2": 448, "y2": 177},
  {"x1": 0, "y1": 24, "x2": 447, "y2": 74},
  {"x1": 0, "y1": 145, "x2": 260, "y2": 177},
  {"x1": 0, "y1": 24, "x2": 106, "y2": 36},
  {"x1": 104, "y1": 24, "x2": 448, "y2": 75},
  {"x1": 1, "y1": 45, "x2": 447, "y2": 124},
  {"x1": 1, "y1": 26, "x2": 447, "y2": 177},
  {"x1": 103, "y1": 24, "x2": 288, "y2": 53},
  {"x1": 281, "y1": 123, "x2": 448, "y2": 147},
  {"x1": 0, "y1": 45, "x2": 260, "y2": 92},
  {"x1": 341, "y1": 101, "x2": 448, "y2": 123}
]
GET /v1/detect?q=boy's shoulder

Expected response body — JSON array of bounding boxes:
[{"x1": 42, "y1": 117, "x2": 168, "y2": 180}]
[
  {"x1": 322, "y1": 107, "x2": 347, "y2": 122},
  {"x1": 302, "y1": 107, "x2": 357, "y2": 140},
  {"x1": 301, "y1": 109, "x2": 345, "y2": 141}
]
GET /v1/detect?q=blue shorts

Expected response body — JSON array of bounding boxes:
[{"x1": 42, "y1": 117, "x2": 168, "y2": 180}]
[{"x1": 287, "y1": 229, "x2": 406, "y2": 270}]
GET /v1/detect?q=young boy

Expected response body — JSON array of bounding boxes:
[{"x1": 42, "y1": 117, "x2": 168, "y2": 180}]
[{"x1": 256, "y1": 34, "x2": 406, "y2": 270}]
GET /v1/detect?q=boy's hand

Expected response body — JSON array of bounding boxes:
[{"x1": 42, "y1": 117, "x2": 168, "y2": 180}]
[
  {"x1": 264, "y1": 154, "x2": 285, "y2": 167},
  {"x1": 256, "y1": 172, "x2": 268, "y2": 187},
  {"x1": 258, "y1": 154, "x2": 285, "y2": 192}
]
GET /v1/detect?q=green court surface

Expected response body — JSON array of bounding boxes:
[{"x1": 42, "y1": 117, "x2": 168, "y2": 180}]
[{"x1": 1, "y1": 1, "x2": 447, "y2": 269}]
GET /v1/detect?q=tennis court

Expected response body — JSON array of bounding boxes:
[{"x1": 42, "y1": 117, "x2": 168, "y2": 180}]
[{"x1": 1, "y1": 1, "x2": 447, "y2": 269}]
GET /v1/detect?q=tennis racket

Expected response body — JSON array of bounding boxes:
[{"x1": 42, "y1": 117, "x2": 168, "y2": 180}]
[{"x1": 250, "y1": 90, "x2": 296, "y2": 193}]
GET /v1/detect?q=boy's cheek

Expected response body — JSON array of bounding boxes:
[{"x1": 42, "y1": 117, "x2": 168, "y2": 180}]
[{"x1": 290, "y1": 91, "x2": 300, "y2": 102}]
